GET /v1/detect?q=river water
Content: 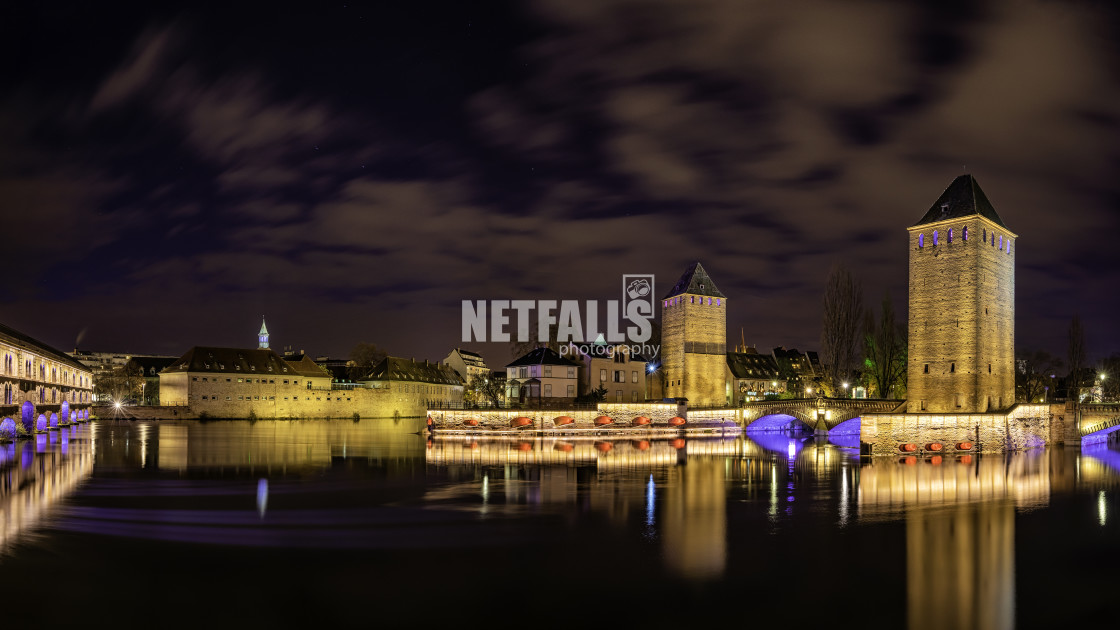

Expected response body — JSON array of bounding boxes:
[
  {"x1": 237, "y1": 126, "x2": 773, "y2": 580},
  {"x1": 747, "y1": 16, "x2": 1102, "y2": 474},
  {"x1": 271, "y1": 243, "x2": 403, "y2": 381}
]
[{"x1": 1, "y1": 419, "x2": 1117, "y2": 628}]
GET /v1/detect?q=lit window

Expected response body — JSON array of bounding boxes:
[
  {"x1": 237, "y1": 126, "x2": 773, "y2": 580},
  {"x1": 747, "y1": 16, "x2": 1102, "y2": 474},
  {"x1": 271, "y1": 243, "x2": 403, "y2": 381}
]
[
  {"x1": 707, "y1": 298, "x2": 712, "y2": 305},
  {"x1": 963, "y1": 226, "x2": 968, "y2": 241},
  {"x1": 918, "y1": 233, "x2": 924, "y2": 248},
  {"x1": 948, "y1": 228, "x2": 953, "y2": 243},
  {"x1": 999, "y1": 235, "x2": 1003, "y2": 249},
  {"x1": 933, "y1": 230, "x2": 938, "y2": 245},
  {"x1": 1006, "y1": 240, "x2": 1010, "y2": 254},
  {"x1": 716, "y1": 298, "x2": 721, "y2": 306}
]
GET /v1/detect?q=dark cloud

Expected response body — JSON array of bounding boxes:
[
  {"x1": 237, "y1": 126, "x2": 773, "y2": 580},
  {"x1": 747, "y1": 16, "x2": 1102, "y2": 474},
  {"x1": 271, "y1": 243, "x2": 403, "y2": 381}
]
[{"x1": 0, "y1": 0, "x2": 1117, "y2": 367}]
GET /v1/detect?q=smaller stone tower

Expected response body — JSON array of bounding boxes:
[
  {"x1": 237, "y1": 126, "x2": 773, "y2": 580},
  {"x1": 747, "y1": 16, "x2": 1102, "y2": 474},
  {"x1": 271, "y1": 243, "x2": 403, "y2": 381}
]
[
  {"x1": 661, "y1": 262, "x2": 728, "y2": 407},
  {"x1": 258, "y1": 318, "x2": 270, "y2": 349}
]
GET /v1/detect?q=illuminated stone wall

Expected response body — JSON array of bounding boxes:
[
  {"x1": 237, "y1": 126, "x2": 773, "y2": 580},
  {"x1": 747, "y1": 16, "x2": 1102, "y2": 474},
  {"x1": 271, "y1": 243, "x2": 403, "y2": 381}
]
[
  {"x1": 907, "y1": 216, "x2": 1015, "y2": 413},
  {"x1": 159, "y1": 372, "x2": 453, "y2": 419},
  {"x1": 861, "y1": 404, "x2": 1050, "y2": 455},
  {"x1": 662, "y1": 295, "x2": 727, "y2": 407}
]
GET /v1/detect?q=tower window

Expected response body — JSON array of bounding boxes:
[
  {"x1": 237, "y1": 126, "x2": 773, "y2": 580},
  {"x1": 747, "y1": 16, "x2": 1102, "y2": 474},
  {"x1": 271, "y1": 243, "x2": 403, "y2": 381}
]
[
  {"x1": 983, "y1": 228, "x2": 987, "y2": 242},
  {"x1": 991, "y1": 233, "x2": 995, "y2": 246},
  {"x1": 988, "y1": 363, "x2": 992, "y2": 374},
  {"x1": 948, "y1": 228, "x2": 953, "y2": 243},
  {"x1": 923, "y1": 364, "x2": 929, "y2": 374},
  {"x1": 950, "y1": 363, "x2": 955, "y2": 373},
  {"x1": 999, "y1": 235, "x2": 1003, "y2": 249},
  {"x1": 918, "y1": 233, "x2": 924, "y2": 248},
  {"x1": 691, "y1": 296, "x2": 694, "y2": 304},
  {"x1": 1006, "y1": 240, "x2": 1011, "y2": 254},
  {"x1": 716, "y1": 298, "x2": 721, "y2": 306},
  {"x1": 933, "y1": 230, "x2": 938, "y2": 245},
  {"x1": 963, "y1": 226, "x2": 968, "y2": 241},
  {"x1": 708, "y1": 298, "x2": 712, "y2": 305}
]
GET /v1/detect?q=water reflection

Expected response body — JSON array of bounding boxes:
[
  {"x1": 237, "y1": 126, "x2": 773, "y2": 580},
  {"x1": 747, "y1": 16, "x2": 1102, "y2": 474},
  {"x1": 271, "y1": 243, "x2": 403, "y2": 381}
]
[
  {"x1": 1, "y1": 419, "x2": 1117, "y2": 627},
  {"x1": 858, "y1": 453, "x2": 1052, "y2": 630},
  {"x1": 0, "y1": 425, "x2": 93, "y2": 554}
]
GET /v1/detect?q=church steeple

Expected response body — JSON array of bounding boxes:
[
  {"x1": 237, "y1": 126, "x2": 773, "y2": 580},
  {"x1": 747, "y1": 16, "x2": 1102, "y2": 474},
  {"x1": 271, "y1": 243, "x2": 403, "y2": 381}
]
[{"x1": 258, "y1": 318, "x2": 269, "y2": 349}]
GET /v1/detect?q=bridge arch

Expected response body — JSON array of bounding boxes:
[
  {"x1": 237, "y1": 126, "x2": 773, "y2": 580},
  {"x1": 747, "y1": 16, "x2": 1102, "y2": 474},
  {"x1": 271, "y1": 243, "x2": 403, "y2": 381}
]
[{"x1": 745, "y1": 412, "x2": 816, "y2": 432}]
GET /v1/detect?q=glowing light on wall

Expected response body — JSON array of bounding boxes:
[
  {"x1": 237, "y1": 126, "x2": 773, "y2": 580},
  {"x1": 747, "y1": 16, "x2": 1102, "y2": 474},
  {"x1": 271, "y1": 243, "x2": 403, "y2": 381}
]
[
  {"x1": 1100, "y1": 491, "x2": 1107, "y2": 527},
  {"x1": 36, "y1": 414, "x2": 47, "y2": 432},
  {"x1": 0, "y1": 418, "x2": 16, "y2": 440},
  {"x1": 257, "y1": 478, "x2": 269, "y2": 518}
]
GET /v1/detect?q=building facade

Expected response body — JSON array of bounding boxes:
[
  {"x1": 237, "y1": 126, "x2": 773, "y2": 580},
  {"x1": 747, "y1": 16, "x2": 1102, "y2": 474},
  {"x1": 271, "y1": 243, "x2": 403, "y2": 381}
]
[
  {"x1": 661, "y1": 262, "x2": 727, "y2": 407},
  {"x1": 505, "y1": 347, "x2": 581, "y2": 405},
  {"x1": 726, "y1": 350, "x2": 786, "y2": 404},
  {"x1": 442, "y1": 348, "x2": 489, "y2": 383},
  {"x1": 159, "y1": 347, "x2": 459, "y2": 418},
  {"x1": 2, "y1": 322, "x2": 94, "y2": 427},
  {"x1": 567, "y1": 342, "x2": 648, "y2": 403},
  {"x1": 907, "y1": 174, "x2": 1016, "y2": 413}
]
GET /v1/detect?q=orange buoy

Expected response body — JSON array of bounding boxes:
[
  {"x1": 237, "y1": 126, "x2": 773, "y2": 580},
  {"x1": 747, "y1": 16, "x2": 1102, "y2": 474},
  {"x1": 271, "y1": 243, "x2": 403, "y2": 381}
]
[
  {"x1": 595, "y1": 441, "x2": 613, "y2": 452},
  {"x1": 959, "y1": 454, "x2": 973, "y2": 464},
  {"x1": 594, "y1": 415, "x2": 613, "y2": 426},
  {"x1": 903, "y1": 456, "x2": 917, "y2": 465},
  {"x1": 517, "y1": 441, "x2": 533, "y2": 451},
  {"x1": 927, "y1": 442, "x2": 943, "y2": 452},
  {"x1": 956, "y1": 442, "x2": 973, "y2": 450},
  {"x1": 668, "y1": 416, "x2": 686, "y2": 426},
  {"x1": 631, "y1": 440, "x2": 650, "y2": 451},
  {"x1": 427, "y1": 416, "x2": 433, "y2": 425},
  {"x1": 510, "y1": 416, "x2": 533, "y2": 428},
  {"x1": 670, "y1": 438, "x2": 686, "y2": 449},
  {"x1": 900, "y1": 443, "x2": 917, "y2": 452},
  {"x1": 463, "y1": 418, "x2": 479, "y2": 426},
  {"x1": 930, "y1": 455, "x2": 943, "y2": 465},
  {"x1": 631, "y1": 416, "x2": 651, "y2": 426},
  {"x1": 553, "y1": 415, "x2": 574, "y2": 426},
  {"x1": 468, "y1": 442, "x2": 479, "y2": 450},
  {"x1": 554, "y1": 442, "x2": 573, "y2": 452}
]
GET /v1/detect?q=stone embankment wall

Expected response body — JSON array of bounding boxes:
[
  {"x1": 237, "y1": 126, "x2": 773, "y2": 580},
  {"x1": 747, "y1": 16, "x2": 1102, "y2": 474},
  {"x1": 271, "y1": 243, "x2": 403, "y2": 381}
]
[
  {"x1": 428, "y1": 402, "x2": 738, "y2": 430},
  {"x1": 861, "y1": 404, "x2": 1051, "y2": 455},
  {"x1": 104, "y1": 386, "x2": 431, "y2": 421}
]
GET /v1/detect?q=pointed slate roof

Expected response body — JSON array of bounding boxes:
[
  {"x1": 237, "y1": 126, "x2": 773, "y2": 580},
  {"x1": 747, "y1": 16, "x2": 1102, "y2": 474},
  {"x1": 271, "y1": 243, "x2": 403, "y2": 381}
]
[
  {"x1": 662, "y1": 262, "x2": 726, "y2": 299},
  {"x1": 912, "y1": 174, "x2": 1008, "y2": 229}
]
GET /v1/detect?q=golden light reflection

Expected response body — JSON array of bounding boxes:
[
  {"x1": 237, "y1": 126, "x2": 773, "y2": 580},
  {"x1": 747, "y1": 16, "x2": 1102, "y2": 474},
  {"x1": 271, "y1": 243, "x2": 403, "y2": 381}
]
[{"x1": 0, "y1": 426, "x2": 93, "y2": 554}]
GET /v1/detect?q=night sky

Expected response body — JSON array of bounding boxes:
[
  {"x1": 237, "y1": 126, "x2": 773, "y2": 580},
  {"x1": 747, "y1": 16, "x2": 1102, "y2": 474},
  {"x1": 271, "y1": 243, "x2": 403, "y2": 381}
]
[{"x1": 2, "y1": 1, "x2": 1118, "y2": 368}]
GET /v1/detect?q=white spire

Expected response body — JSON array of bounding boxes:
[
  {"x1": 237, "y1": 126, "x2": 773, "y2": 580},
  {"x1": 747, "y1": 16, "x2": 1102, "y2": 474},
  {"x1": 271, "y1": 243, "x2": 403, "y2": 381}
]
[{"x1": 258, "y1": 318, "x2": 269, "y2": 349}]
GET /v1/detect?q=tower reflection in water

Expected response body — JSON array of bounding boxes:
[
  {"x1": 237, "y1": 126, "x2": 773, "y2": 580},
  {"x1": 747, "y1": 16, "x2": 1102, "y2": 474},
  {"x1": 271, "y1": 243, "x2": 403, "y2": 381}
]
[
  {"x1": 426, "y1": 435, "x2": 744, "y2": 580},
  {"x1": 859, "y1": 452, "x2": 1051, "y2": 630}
]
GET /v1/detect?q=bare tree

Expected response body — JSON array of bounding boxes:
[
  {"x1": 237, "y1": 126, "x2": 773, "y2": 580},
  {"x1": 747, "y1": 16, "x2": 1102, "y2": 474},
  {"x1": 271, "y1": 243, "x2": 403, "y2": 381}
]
[
  {"x1": 863, "y1": 292, "x2": 906, "y2": 399},
  {"x1": 466, "y1": 373, "x2": 504, "y2": 407},
  {"x1": 348, "y1": 342, "x2": 387, "y2": 380},
  {"x1": 820, "y1": 263, "x2": 864, "y2": 396},
  {"x1": 1016, "y1": 350, "x2": 1062, "y2": 403},
  {"x1": 1067, "y1": 315, "x2": 1086, "y2": 402}
]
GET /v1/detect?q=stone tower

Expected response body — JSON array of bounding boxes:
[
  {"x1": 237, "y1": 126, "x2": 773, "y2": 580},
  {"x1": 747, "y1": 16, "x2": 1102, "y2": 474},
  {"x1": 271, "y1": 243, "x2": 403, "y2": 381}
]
[
  {"x1": 258, "y1": 318, "x2": 270, "y2": 349},
  {"x1": 661, "y1": 262, "x2": 727, "y2": 407},
  {"x1": 907, "y1": 174, "x2": 1015, "y2": 413}
]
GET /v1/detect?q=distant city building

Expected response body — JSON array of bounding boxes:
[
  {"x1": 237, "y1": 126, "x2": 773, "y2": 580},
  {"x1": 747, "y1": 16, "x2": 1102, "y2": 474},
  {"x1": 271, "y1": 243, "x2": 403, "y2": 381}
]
[
  {"x1": 2, "y1": 322, "x2": 94, "y2": 423},
  {"x1": 907, "y1": 174, "x2": 1015, "y2": 412},
  {"x1": 726, "y1": 349, "x2": 785, "y2": 403},
  {"x1": 505, "y1": 347, "x2": 581, "y2": 405},
  {"x1": 122, "y1": 356, "x2": 178, "y2": 405},
  {"x1": 771, "y1": 347, "x2": 823, "y2": 394},
  {"x1": 566, "y1": 341, "x2": 648, "y2": 403},
  {"x1": 661, "y1": 262, "x2": 727, "y2": 407},
  {"x1": 442, "y1": 348, "x2": 489, "y2": 382},
  {"x1": 361, "y1": 356, "x2": 464, "y2": 408}
]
